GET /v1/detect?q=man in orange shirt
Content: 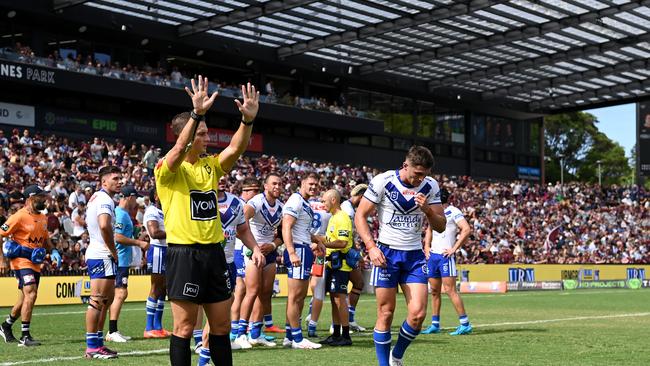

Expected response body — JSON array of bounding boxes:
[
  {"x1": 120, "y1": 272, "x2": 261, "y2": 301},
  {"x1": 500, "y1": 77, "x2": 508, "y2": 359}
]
[{"x1": 0, "y1": 185, "x2": 52, "y2": 346}]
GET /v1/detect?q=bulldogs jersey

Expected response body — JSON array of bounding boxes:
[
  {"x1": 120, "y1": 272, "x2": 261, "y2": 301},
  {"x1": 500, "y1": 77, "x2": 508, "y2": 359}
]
[
  {"x1": 309, "y1": 199, "x2": 331, "y2": 236},
  {"x1": 246, "y1": 193, "x2": 283, "y2": 245},
  {"x1": 364, "y1": 170, "x2": 441, "y2": 251},
  {"x1": 283, "y1": 192, "x2": 315, "y2": 244},
  {"x1": 429, "y1": 205, "x2": 464, "y2": 254},
  {"x1": 219, "y1": 192, "x2": 246, "y2": 263},
  {"x1": 85, "y1": 190, "x2": 116, "y2": 260},
  {"x1": 143, "y1": 205, "x2": 166, "y2": 247}
]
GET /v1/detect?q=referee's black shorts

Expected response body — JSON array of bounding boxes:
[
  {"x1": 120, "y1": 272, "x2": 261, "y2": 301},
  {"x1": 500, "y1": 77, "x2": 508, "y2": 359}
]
[{"x1": 166, "y1": 243, "x2": 232, "y2": 304}]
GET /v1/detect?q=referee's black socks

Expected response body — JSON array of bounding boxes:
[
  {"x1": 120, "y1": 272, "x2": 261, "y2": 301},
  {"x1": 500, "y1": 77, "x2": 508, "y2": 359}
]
[
  {"x1": 170, "y1": 335, "x2": 191, "y2": 366},
  {"x1": 209, "y1": 334, "x2": 232, "y2": 366}
]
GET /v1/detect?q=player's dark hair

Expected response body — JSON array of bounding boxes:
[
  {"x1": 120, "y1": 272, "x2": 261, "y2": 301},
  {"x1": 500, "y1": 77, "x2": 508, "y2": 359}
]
[
  {"x1": 98, "y1": 166, "x2": 121, "y2": 182},
  {"x1": 264, "y1": 172, "x2": 281, "y2": 183},
  {"x1": 440, "y1": 188, "x2": 450, "y2": 204},
  {"x1": 242, "y1": 177, "x2": 260, "y2": 189},
  {"x1": 171, "y1": 112, "x2": 191, "y2": 136},
  {"x1": 149, "y1": 187, "x2": 157, "y2": 203},
  {"x1": 406, "y1": 145, "x2": 435, "y2": 169},
  {"x1": 302, "y1": 172, "x2": 319, "y2": 182}
]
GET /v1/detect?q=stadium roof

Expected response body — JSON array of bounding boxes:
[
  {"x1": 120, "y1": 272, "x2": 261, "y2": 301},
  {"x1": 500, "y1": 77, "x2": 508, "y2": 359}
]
[{"x1": 44, "y1": 0, "x2": 650, "y2": 114}]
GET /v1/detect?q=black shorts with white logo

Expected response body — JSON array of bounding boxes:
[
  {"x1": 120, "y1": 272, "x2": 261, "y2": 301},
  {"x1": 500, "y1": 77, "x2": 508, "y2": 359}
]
[
  {"x1": 166, "y1": 243, "x2": 231, "y2": 304},
  {"x1": 325, "y1": 267, "x2": 350, "y2": 295}
]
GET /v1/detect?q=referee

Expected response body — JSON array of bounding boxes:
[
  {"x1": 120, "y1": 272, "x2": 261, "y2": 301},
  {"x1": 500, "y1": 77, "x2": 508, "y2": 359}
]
[{"x1": 155, "y1": 76, "x2": 265, "y2": 366}]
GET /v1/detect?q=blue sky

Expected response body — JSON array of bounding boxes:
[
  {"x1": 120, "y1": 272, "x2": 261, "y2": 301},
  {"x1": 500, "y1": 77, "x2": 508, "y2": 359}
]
[{"x1": 584, "y1": 103, "x2": 636, "y2": 158}]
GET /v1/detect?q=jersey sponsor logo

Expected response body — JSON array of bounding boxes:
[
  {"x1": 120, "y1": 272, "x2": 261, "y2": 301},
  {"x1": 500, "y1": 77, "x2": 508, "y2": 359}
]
[
  {"x1": 338, "y1": 230, "x2": 350, "y2": 237},
  {"x1": 190, "y1": 190, "x2": 218, "y2": 221},
  {"x1": 0, "y1": 223, "x2": 8, "y2": 231},
  {"x1": 388, "y1": 214, "x2": 421, "y2": 229},
  {"x1": 183, "y1": 282, "x2": 199, "y2": 297},
  {"x1": 100, "y1": 204, "x2": 113, "y2": 210},
  {"x1": 115, "y1": 222, "x2": 124, "y2": 230},
  {"x1": 204, "y1": 164, "x2": 212, "y2": 175}
]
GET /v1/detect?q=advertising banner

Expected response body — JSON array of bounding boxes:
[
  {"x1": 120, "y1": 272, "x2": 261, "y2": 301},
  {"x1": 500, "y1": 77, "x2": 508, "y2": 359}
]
[
  {"x1": 457, "y1": 264, "x2": 650, "y2": 282},
  {"x1": 459, "y1": 281, "x2": 507, "y2": 293},
  {"x1": 37, "y1": 107, "x2": 164, "y2": 141},
  {"x1": 0, "y1": 102, "x2": 35, "y2": 127},
  {"x1": 0, "y1": 60, "x2": 56, "y2": 85},
  {"x1": 562, "y1": 279, "x2": 642, "y2": 290},
  {"x1": 507, "y1": 281, "x2": 563, "y2": 291},
  {"x1": 165, "y1": 123, "x2": 263, "y2": 152}
]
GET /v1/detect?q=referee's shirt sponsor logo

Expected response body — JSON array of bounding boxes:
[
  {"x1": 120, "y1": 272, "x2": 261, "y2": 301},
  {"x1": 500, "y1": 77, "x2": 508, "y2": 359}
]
[
  {"x1": 183, "y1": 282, "x2": 199, "y2": 297},
  {"x1": 190, "y1": 190, "x2": 218, "y2": 221}
]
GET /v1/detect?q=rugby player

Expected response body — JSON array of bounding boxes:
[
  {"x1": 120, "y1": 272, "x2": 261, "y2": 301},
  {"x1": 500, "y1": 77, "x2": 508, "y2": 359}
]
[
  {"x1": 143, "y1": 188, "x2": 171, "y2": 338},
  {"x1": 305, "y1": 192, "x2": 331, "y2": 338},
  {"x1": 355, "y1": 146, "x2": 446, "y2": 366},
  {"x1": 282, "y1": 173, "x2": 325, "y2": 350},
  {"x1": 422, "y1": 188, "x2": 472, "y2": 336},
  {"x1": 84, "y1": 166, "x2": 122, "y2": 359},
  {"x1": 234, "y1": 173, "x2": 284, "y2": 349}
]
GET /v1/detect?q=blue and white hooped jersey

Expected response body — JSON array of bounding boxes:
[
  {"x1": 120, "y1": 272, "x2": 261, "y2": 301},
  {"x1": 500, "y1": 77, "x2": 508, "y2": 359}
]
[
  {"x1": 364, "y1": 170, "x2": 441, "y2": 251},
  {"x1": 283, "y1": 192, "x2": 315, "y2": 244},
  {"x1": 246, "y1": 193, "x2": 283, "y2": 245},
  {"x1": 219, "y1": 192, "x2": 246, "y2": 264},
  {"x1": 430, "y1": 205, "x2": 465, "y2": 254},
  {"x1": 309, "y1": 199, "x2": 331, "y2": 236},
  {"x1": 143, "y1": 205, "x2": 166, "y2": 247}
]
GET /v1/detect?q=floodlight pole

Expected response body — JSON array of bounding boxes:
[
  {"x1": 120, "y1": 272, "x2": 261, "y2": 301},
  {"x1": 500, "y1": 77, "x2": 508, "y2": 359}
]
[
  {"x1": 558, "y1": 154, "x2": 565, "y2": 186},
  {"x1": 596, "y1": 160, "x2": 602, "y2": 186}
]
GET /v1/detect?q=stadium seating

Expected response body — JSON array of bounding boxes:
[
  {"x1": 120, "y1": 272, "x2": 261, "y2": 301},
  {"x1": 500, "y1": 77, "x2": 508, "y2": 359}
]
[{"x1": 0, "y1": 128, "x2": 648, "y2": 277}]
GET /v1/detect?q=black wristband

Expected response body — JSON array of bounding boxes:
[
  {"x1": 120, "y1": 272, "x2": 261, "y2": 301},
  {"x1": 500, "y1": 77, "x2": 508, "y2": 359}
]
[
  {"x1": 241, "y1": 119, "x2": 254, "y2": 126},
  {"x1": 190, "y1": 110, "x2": 205, "y2": 122}
]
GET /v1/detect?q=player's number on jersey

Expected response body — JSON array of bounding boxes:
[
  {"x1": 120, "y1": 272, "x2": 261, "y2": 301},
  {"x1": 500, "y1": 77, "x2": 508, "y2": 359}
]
[{"x1": 311, "y1": 212, "x2": 322, "y2": 230}]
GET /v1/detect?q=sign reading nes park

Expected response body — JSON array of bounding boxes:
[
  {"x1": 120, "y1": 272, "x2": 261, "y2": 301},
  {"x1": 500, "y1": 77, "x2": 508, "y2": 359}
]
[{"x1": 0, "y1": 61, "x2": 55, "y2": 84}]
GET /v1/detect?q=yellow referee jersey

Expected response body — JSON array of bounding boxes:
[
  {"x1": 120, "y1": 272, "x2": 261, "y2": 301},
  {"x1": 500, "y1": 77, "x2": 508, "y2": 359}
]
[
  {"x1": 326, "y1": 210, "x2": 353, "y2": 272},
  {"x1": 155, "y1": 154, "x2": 225, "y2": 245}
]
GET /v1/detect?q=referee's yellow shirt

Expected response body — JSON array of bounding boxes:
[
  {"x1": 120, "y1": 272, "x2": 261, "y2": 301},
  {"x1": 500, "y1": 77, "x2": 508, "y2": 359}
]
[
  {"x1": 326, "y1": 210, "x2": 353, "y2": 272},
  {"x1": 155, "y1": 154, "x2": 225, "y2": 245}
]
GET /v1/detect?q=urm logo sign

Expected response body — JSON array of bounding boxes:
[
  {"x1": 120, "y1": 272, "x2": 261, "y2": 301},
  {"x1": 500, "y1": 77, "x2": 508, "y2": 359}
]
[{"x1": 508, "y1": 268, "x2": 535, "y2": 282}]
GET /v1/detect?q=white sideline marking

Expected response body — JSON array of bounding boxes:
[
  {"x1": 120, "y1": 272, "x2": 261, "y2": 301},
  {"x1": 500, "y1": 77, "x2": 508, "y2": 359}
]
[
  {"x1": 24, "y1": 289, "x2": 645, "y2": 317},
  {"x1": 5, "y1": 312, "x2": 649, "y2": 365},
  {"x1": 0, "y1": 348, "x2": 168, "y2": 366}
]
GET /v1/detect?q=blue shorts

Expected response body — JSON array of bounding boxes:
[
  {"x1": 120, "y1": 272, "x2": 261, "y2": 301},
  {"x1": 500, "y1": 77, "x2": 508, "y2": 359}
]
[
  {"x1": 325, "y1": 267, "x2": 350, "y2": 294},
  {"x1": 283, "y1": 243, "x2": 314, "y2": 280},
  {"x1": 115, "y1": 267, "x2": 130, "y2": 288},
  {"x1": 264, "y1": 251, "x2": 278, "y2": 268},
  {"x1": 427, "y1": 253, "x2": 457, "y2": 278},
  {"x1": 370, "y1": 244, "x2": 428, "y2": 288},
  {"x1": 87, "y1": 258, "x2": 117, "y2": 280},
  {"x1": 227, "y1": 261, "x2": 236, "y2": 292},
  {"x1": 234, "y1": 249, "x2": 246, "y2": 278},
  {"x1": 147, "y1": 245, "x2": 167, "y2": 274},
  {"x1": 15, "y1": 268, "x2": 40, "y2": 289}
]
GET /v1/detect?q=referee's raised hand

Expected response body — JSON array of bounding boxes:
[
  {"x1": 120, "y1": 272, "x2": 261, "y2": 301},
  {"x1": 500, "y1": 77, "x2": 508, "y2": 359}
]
[
  {"x1": 235, "y1": 82, "x2": 260, "y2": 123},
  {"x1": 184, "y1": 75, "x2": 218, "y2": 115}
]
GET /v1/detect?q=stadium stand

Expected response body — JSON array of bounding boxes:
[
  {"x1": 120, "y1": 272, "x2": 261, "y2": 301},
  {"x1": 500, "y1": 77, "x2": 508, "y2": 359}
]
[{"x1": 1, "y1": 128, "x2": 648, "y2": 277}]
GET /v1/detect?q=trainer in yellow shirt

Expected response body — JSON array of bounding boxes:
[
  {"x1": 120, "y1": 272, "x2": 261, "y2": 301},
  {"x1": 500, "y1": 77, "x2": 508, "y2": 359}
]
[
  {"x1": 318, "y1": 189, "x2": 355, "y2": 346},
  {"x1": 155, "y1": 76, "x2": 265, "y2": 366}
]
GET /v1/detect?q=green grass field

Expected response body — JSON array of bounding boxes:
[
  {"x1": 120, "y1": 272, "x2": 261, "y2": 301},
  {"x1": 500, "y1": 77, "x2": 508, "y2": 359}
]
[{"x1": 1, "y1": 289, "x2": 649, "y2": 365}]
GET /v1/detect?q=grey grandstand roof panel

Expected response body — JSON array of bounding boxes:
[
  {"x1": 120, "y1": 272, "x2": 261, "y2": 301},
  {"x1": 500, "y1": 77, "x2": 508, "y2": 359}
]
[{"x1": 80, "y1": 0, "x2": 650, "y2": 113}]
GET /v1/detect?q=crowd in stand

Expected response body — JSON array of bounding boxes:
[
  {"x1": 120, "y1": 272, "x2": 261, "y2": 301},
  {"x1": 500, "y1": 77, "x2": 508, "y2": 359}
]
[
  {"x1": 2, "y1": 43, "x2": 366, "y2": 118},
  {"x1": 1, "y1": 129, "x2": 649, "y2": 276}
]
